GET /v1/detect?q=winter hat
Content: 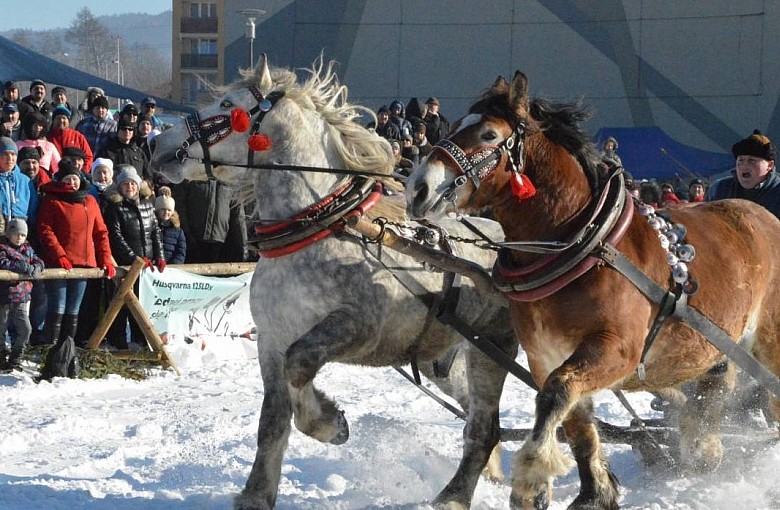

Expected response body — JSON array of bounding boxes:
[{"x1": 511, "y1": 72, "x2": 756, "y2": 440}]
[
  {"x1": 732, "y1": 130, "x2": 777, "y2": 161},
  {"x1": 117, "y1": 118, "x2": 135, "y2": 131},
  {"x1": 116, "y1": 165, "x2": 142, "y2": 186},
  {"x1": 389, "y1": 100, "x2": 403, "y2": 111},
  {"x1": 2, "y1": 103, "x2": 18, "y2": 113},
  {"x1": 17, "y1": 146, "x2": 41, "y2": 162},
  {"x1": 91, "y1": 157, "x2": 114, "y2": 174},
  {"x1": 30, "y1": 79, "x2": 46, "y2": 90},
  {"x1": 3, "y1": 81, "x2": 18, "y2": 91},
  {"x1": 142, "y1": 96, "x2": 156, "y2": 106},
  {"x1": 0, "y1": 137, "x2": 17, "y2": 153},
  {"x1": 90, "y1": 95, "x2": 109, "y2": 110},
  {"x1": 425, "y1": 97, "x2": 440, "y2": 105},
  {"x1": 604, "y1": 136, "x2": 619, "y2": 150},
  {"x1": 62, "y1": 147, "x2": 86, "y2": 160},
  {"x1": 51, "y1": 86, "x2": 66, "y2": 96},
  {"x1": 154, "y1": 186, "x2": 176, "y2": 211},
  {"x1": 137, "y1": 114, "x2": 153, "y2": 124},
  {"x1": 414, "y1": 122, "x2": 427, "y2": 134},
  {"x1": 6, "y1": 218, "x2": 27, "y2": 237},
  {"x1": 52, "y1": 104, "x2": 72, "y2": 119},
  {"x1": 122, "y1": 103, "x2": 139, "y2": 115},
  {"x1": 55, "y1": 159, "x2": 82, "y2": 181},
  {"x1": 377, "y1": 105, "x2": 389, "y2": 114}
]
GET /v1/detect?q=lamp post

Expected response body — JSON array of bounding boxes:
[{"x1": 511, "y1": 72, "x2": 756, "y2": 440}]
[
  {"x1": 113, "y1": 35, "x2": 122, "y2": 109},
  {"x1": 238, "y1": 9, "x2": 265, "y2": 68}
]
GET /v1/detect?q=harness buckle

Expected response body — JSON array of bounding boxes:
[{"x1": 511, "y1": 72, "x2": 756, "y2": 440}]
[
  {"x1": 453, "y1": 175, "x2": 468, "y2": 188},
  {"x1": 637, "y1": 363, "x2": 646, "y2": 381},
  {"x1": 505, "y1": 136, "x2": 515, "y2": 150}
]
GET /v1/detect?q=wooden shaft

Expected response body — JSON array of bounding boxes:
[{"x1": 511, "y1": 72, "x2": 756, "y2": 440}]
[
  {"x1": 126, "y1": 293, "x2": 181, "y2": 376},
  {"x1": 0, "y1": 262, "x2": 257, "y2": 281},
  {"x1": 86, "y1": 257, "x2": 146, "y2": 350},
  {"x1": 346, "y1": 216, "x2": 506, "y2": 307}
]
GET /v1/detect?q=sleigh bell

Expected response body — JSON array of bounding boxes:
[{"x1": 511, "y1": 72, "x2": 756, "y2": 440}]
[
  {"x1": 676, "y1": 244, "x2": 696, "y2": 262},
  {"x1": 672, "y1": 262, "x2": 689, "y2": 284},
  {"x1": 648, "y1": 216, "x2": 666, "y2": 231}
]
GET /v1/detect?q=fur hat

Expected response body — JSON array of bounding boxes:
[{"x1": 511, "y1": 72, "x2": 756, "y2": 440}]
[
  {"x1": 55, "y1": 159, "x2": 82, "y2": 181},
  {"x1": 0, "y1": 137, "x2": 17, "y2": 153},
  {"x1": 732, "y1": 130, "x2": 777, "y2": 161},
  {"x1": 6, "y1": 218, "x2": 27, "y2": 237},
  {"x1": 17, "y1": 146, "x2": 41, "y2": 162},
  {"x1": 90, "y1": 95, "x2": 109, "y2": 110},
  {"x1": 91, "y1": 157, "x2": 114, "y2": 174},
  {"x1": 115, "y1": 165, "x2": 142, "y2": 186},
  {"x1": 154, "y1": 186, "x2": 176, "y2": 211}
]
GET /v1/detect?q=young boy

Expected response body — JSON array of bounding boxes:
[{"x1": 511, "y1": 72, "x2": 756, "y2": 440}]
[{"x1": 0, "y1": 219, "x2": 44, "y2": 371}]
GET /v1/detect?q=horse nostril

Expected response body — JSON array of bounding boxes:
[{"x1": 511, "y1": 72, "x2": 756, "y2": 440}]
[{"x1": 413, "y1": 181, "x2": 429, "y2": 206}]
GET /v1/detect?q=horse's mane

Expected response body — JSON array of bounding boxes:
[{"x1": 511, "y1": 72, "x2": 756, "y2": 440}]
[
  {"x1": 223, "y1": 58, "x2": 402, "y2": 221},
  {"x1": 470, "y1": 92, "x2": 603, "y2": 189}
]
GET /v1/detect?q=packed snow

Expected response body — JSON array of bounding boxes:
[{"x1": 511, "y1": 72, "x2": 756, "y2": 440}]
[{"x1": 1, "y1": 338, "x2": 779, "y2": 510}]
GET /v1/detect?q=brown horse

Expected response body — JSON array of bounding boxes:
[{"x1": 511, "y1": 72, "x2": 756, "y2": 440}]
[{"x1": 406, "y1": 71, "x2": 780, "y2": 510}]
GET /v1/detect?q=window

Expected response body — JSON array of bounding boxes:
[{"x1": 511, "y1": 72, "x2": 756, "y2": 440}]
[
  {"x1": 189, "y1": 2, "x2": 216, "y2": 18},
  {"x1": 197, "y1": 39, "x2": 217, "y2": 55}
]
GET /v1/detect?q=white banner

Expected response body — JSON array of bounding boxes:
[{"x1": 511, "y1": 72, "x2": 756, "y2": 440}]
[{"x1": 138, "y1": 267, "x2": 257, "y2": 366}]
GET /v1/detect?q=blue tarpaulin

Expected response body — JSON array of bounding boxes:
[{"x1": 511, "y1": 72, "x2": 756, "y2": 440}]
[
  {"x1": 594, "y1": 127, "x2": 734, "y2": 181},
  {"x1": 0, "y1": 35, "x2": 193, "y2": 114}
]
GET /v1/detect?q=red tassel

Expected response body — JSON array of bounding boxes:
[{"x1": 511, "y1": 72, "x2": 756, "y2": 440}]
[
  {"x1": 231, "y1": 108, "x2": 250, "y2": 133},
  {"x1": 248, "y1": 134, "x2": 272, "y2": 151},
  {"x1": 510, "y1": 172, "x2": 536, "y2": 200}
]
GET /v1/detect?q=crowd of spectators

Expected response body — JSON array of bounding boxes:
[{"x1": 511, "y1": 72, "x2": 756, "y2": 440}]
[{"x1": 0, "y1": 79, "x2": 250, "y2": 369}]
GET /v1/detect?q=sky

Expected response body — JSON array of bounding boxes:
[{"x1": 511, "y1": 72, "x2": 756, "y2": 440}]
[
  {"x1": 0, "y1": 1, "x2": 171, "y2": 32},
  {"x1": 2, "y1": 341, "x2": 779, "y2": 509}
]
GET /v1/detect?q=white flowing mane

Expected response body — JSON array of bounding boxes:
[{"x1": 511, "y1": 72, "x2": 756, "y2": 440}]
[{"x1": 223, "y1": 58, "x2": 395, "y2": 177}]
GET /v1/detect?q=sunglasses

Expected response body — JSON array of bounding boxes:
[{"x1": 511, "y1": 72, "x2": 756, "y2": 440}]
[{"x1": 120, "y1": 126, "x2": 135, "y2": 132}]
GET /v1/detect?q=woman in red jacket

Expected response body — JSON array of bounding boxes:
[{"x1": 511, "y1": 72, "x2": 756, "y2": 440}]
[{"x1": 36, "y1": 160, "x2": 114, "y2": 347}]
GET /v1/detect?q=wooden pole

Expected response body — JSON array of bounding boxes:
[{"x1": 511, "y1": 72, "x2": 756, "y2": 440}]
[
  {"x1": 86, "y1": 258, "x2": 145, "y2": 350},
  {"x1": 125, "y1": 292, "x2": 181, "y2": 376},
  {"x1": 346, "y1": 216, "x2": 506, "y2": 307}
]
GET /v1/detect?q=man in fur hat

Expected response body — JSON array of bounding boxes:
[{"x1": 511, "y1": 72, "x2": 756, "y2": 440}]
[{"x1": 707, "y1": 130, "x2": 780, "y2": 219}]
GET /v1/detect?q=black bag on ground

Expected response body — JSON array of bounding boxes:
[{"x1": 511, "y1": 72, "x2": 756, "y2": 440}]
[{"x1": 40, "y1": 335, "x2": 80, "y2": 380}]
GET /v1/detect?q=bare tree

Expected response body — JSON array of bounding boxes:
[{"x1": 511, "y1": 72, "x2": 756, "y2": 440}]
[{"x1": 66, "y1": 7, "x2": 114, "y2": 80}]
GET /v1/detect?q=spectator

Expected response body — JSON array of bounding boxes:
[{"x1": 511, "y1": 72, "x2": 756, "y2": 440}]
[
  {"x1": 97, "y1": 118, "x2": 152, "y2": 183},
  {"x1": 17, "y1": 112, "x2": 60, "y2": 176},
  {"x1": 47, "y1": 104, "x2": 93, "y2": 173},
  {"x1": 388, "y1": 100, "x2": 412, "y2": 141},
  {"x1": 639, "y1": 180, "x2": 661, "y2": 207},
  {"x1": 87, "y1": 158, "x2": 114, "y2": 210},
  {"x1": 390, "y1": 139, "x2": 414, "y2": 177},
  {"x1": 413, "y1": 122, "x2": 433, "y2": 158},
  {"x1": 707, "y1": 130, "x2": 780, "y2": 218},
  {"x1": 76, "y1": 95, "x2": 116, "y2": 154},
  {"x1": 367, "y1": 105, "x2": 399, "y2": 141},
  {"x1": 600, "y1": 136, "x2": 623, "y2": 169},
  {"x1": 0, "y1": 219, "x2": 43, "y2": 371},
  {"x1": 103, "y1": 165, "x2": 164, "y2": 349},
  {"x1": 17, "y1": 146, "x2": 48, "y2": 189},
  {"x1": 77, "y1": 87, "x2": 105, "y2": 121},
  {"x1": 1, "y1": 103, "x2": 22, "y2": 141},
  {"x1": 19, "y1": 79, "x2": 52, "y2": 122},
  {"x1": 155, "y1": 186, "x2": 186, "y2": 264},
  {"x1": 36, "y1": 160, "x2": 113, "y2": 347},
  {"x1": 140, "y1": 97, "x2": 163, "y2": 131},
  {"x1": 401, "y1": 132, "x2": 419, "y2": 165},
  {"x1": 173, "y1": 179, "x2": 248, "y2": 263},
  {"x1": 688, "y1": 178, "x2": 706, "y2": 203},
  {"x1": 50, "y1": 87, "x2": 81, "y2": 126},
  {"x1": 659, "y1": 181, "x2": 682, "y2": 206},
  {"x1": 119, "y1": 103, "x2": 139, "y2": 125},
  {"x1": 1, "y1": 81, "x2": 20, "y2": 110},
  {"x1": 423, "y1": 97, "x2": 450, "y2": 145},
  {"x1": 405, "y1": 98, "x2": 427, "y2": 133},
  {"x1": 134, "y1": 114, "x2": 155, "y2": 164},
  {"x1": 0, "y1": 137, "x2": 38, "y2": 228},
  {"x1": 60, "y1": 147, "x2": 88, "y2": 175}
]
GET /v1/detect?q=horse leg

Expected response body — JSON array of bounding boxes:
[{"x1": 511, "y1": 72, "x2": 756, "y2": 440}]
[
  {"x1": 510, "y1": 334, "x2": 629, "y2": 510},
  {"x1": 433, "y1": 341, "x2": 516, "y2": 510},
  {"x1": 285, "y1": 307, "x2": 378, "y2": 444},
  {"x1": 561, "y1": 397, "x2": 619, "y2": 510},
  {"x1": 678, "y1": 362, "x2": 735, "y2": 472},
  {"x1": 235, "y1": 350, "x2": 292, "y2": 510}
]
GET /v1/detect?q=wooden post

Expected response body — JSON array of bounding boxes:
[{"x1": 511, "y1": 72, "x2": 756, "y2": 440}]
[{"x1": 86, "y1": 258, "x2": 145, "y2": 350}]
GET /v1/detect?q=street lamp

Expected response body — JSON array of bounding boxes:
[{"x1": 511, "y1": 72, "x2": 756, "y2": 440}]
[{"x1": 238, "y1": 9, "x2": 265, "y2": 67}]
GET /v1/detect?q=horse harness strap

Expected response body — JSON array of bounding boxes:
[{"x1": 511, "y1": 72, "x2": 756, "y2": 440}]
[
  {"x1": 598, "y1": 243, "x2": 780, "y2": 400},
  {"x1": 249, "y1": 177, "x2": 382, "y2": 258}
]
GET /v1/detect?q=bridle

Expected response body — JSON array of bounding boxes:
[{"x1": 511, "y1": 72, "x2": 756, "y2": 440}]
[
  {"x1": 433, "y1": 120, "x2": 526, "y2": 206},
  {"x1": 174, "y1": 86, "x2": 285, "y2": 179}
]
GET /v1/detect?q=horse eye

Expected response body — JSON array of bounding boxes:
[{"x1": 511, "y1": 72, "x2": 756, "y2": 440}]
[
  {"x1": 220, "y1": 99, "x2": 233, "y2": 108},
  {"x1": 483, "y1": 131, "x2": 498, "y2": 142}
]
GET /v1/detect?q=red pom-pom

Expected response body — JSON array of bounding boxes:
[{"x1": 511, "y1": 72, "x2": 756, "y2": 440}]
[
  {"x1": 510, "y1": 172, "x2": 536, "y2": 200},
  {"x1": 231, "y1": 108, "x2": 250, "y2": 133},
  {"x1": 248, "y1": 134, "x2": 272, "y2": 151}
]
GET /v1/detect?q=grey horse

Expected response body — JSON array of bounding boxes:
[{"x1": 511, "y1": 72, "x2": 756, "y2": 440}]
[{"x1": 151, "y1": 55, "x2": 517, "y2": 510}]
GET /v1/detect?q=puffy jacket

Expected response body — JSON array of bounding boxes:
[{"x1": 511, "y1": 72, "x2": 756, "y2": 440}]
[
  {"x1": 36, "y1": 181, "x2": 112, "y2": 269},
  {"x1": 0, "y1": 240, "x2": 44, "y2": 304},
  {"x1": 103, "y1": 183, "x2": 163, "y2": 265},
  {"x1": 97, "y1": 136, "x2": 152, "y2": 182},
  {"x1": 47, "y1": 127, "x2": 94, "y2": 173},
  {"x1": 0, "y1": 167, "x2": 39, "y2": 223},
  {"x1": 159, "y1": 212, "x2": 187, "y2": 264}
]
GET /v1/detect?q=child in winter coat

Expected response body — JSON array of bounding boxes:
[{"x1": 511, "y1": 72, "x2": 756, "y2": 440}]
[
  {"x1": 154, "y1": 186, "x2": 186, "y2": 264},
  {"x1": 0, "y1": 218, "x2": 44, "y2": 371}
]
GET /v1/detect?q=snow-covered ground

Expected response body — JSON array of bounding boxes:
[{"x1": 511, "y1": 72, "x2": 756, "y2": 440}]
[{"x1": 1, "y1": 340, "x2": 778, "y2": 510}]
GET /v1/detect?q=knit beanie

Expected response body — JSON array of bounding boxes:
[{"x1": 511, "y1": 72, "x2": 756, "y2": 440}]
[
  {"x1": 90, "y1": 95, "x2": 109, "y2": 110},
  {"x1": 732, "y1": 130, "x2": 777, "y2": 161},
  {"x1": 115, "y1": 165, "x2": 142, "y2": 186},
  {"x1": 0, "y1": 137, "x2": 17, "y2": 153},
  {"x1": 17, "y1": 146, "x2": 40, "y2": 161},
  {"x1": 90, "y1": 157, "x2": 114, "y2": 174},
  {"x1": 55, "y1": 159, "x2": 82, "y2": 181},
  {"x1": 52, "y1": 104, "x2": 72, "y2": 119},
  {"x1": 154, "y1": 186, "x2": 176, "y2": 211}
]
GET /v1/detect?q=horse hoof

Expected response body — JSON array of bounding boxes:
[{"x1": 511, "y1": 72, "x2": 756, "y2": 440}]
[
  {"x1": 329, "y1": 410, "x2": 350, "y2": 445},
  {"x1": 510, "y1": 490, "x2": 549, "y2": 510}
]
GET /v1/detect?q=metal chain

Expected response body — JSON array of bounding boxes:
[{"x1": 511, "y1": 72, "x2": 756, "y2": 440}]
[{"x1": 373, "y1": 217, "x2": 499, "y2": 252}]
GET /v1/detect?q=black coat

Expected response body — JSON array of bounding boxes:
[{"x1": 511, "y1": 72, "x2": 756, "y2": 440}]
[
  {"x1": 103, "y1": 185, "x2": 163, "y2": 265},
  {"x1": 97, "y1": 137, "x2": 152, "y2": 182}
]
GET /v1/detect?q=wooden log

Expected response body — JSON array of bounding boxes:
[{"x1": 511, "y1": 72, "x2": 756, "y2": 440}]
[
  {"x1": 499, "y1": 419, "x2": 676, "y2": 447},
  {"x1": 0, "y1": 262, "x2": 256, "y2": 282},
  {"x1": 346, "y1": 215, "x2": 506, "y2": 307}
]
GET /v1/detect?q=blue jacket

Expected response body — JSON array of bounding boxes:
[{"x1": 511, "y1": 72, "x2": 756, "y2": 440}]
[
  {"x1": 707, "y1": 170, "x2": 780, "y2": 220},
  {"x1": 0, "y1": 166, "x2": 39, "y2": 224},
  {"x1": 160, "y1": 215, "x2": 187, "y2": 264}
]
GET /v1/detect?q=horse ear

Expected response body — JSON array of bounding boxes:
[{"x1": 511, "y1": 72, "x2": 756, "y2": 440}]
[
  {"x1": 257, "y1": 53, "x2": 273, "y2": 91},
  {"x1": 508, "y1": 71, "x2": 529, "y2": 111},
  {"x1": 491, "y1": 76, "x2": 509, "y2": 93}
]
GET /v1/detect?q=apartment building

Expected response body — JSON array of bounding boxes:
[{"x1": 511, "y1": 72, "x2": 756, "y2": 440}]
[{"x1": 172, "y1": 1, "x2": 224, "y2": 105}]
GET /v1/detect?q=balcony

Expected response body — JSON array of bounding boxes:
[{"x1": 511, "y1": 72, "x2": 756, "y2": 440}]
[
  {"x1": 181, "y1": 54, "x2": 218, "y2": 69},
  {"x1": 180, "y1": 17, "x2": 218, "y2": 33}
]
